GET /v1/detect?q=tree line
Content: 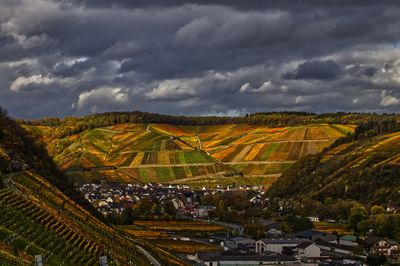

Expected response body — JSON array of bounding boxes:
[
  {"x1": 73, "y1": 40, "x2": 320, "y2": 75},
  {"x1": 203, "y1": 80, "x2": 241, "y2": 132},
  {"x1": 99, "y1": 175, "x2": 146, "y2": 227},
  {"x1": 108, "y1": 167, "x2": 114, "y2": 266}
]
[{"x1": 19, "y1": 110, "x2": 400, "y2": 140}]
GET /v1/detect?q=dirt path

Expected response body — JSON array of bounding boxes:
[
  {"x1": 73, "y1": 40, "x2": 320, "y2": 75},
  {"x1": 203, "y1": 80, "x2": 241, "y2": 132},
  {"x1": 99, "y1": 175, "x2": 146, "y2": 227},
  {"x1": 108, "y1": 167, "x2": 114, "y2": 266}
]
[
  {"x1": 118, "y1": 160, "x2": 295, "y2": 169},
  {"x1": 119, "y1": 162, "x2": 218, "y2": 168},
  {"x1": 145, "y1": 124, "x2": 151, "y2": 132},
  {"x1": 196, "y1": 135, "x2": 203, "y2": 150},
  {"x1": 243, "y1": 174, "x2": 281, "y2": 178},
  {"x1": 223, "y1": 160, "x2": 296, "y2": 165},
  {"x1": 168, "y1": 172, "x2": 231, "y2": 184}
]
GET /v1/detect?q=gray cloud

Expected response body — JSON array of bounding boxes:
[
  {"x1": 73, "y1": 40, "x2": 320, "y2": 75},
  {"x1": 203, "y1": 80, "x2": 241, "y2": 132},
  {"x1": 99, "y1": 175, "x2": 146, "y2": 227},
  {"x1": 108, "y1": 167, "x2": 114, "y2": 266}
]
[
  {"x1": 282, "y1": 60, "x2": 342, "y2": 80},
  {"x1": 1, "y1": 0, "x2": 400, "y2": 118}
]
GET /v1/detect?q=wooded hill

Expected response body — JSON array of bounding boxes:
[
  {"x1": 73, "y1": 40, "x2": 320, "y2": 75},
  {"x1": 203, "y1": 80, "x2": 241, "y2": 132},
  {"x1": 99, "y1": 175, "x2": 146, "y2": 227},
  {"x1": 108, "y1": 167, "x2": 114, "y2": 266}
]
[
  {"x1": 0, "y1": 108, "x2": 154, "y2": 265},
  {"x1": 20, "y1": 111, "x2": 400, "y2": 140},
  {"x1": 268, "y1": 120, "x2": 400, "y2": 211}
]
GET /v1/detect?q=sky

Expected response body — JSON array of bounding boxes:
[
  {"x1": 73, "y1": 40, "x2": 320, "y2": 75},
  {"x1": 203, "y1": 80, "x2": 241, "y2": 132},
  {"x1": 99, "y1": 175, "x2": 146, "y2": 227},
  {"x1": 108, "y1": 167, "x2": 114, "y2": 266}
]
[{"x1": 2, "y1": 1, "x2": 400, "y2": 118}]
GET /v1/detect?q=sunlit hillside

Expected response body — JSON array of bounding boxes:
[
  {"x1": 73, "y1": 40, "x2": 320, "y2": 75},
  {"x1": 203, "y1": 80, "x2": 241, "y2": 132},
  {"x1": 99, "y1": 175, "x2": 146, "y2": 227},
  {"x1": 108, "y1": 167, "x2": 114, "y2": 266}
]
[{"x1": 25, "y1": 122, "x2": 354, "y2": 188}]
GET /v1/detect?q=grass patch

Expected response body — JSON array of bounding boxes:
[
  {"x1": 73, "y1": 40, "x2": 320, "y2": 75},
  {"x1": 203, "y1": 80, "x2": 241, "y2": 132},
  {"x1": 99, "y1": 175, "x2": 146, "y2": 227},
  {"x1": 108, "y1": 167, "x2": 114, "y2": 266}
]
[{"x1": 261, "y1": 143, "x2": 278, "y2": 160}]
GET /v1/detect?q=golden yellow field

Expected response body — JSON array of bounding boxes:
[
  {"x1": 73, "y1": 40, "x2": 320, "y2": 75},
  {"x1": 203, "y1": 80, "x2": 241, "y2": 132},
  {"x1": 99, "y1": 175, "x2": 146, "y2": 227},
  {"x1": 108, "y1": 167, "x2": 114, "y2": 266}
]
[{"x1": 150, "y1": 124, "x2": 192, "y2": 136}]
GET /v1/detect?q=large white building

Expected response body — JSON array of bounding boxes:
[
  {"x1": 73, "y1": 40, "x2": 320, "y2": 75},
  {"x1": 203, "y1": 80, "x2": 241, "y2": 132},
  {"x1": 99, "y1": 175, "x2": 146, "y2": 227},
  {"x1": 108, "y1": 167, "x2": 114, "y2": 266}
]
[
  {"x1": 196, "y1": 251, "x2": 297, "y2": 266},
  {"x1": 296, "y1": 242, "x2": 321, "y2": 258},
  {"x1": 225, "y1": 237, "x2": 256, "y2": 250},
  {"x1": 256, "y1": 239, "x2": 308, "y2": 254}
]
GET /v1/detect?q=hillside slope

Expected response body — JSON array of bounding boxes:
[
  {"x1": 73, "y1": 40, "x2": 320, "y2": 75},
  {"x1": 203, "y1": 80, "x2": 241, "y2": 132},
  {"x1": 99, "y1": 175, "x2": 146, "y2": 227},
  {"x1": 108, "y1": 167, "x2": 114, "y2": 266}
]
[
  {"x1": 0, "y1": 109, "x2": 152, "y2": 265},
  {"x1": 24, "y1": 120, "x2": 354, "y2": 188},
  {"x1": 268, "y1": 123, "x2": 400, "y2": 207}
]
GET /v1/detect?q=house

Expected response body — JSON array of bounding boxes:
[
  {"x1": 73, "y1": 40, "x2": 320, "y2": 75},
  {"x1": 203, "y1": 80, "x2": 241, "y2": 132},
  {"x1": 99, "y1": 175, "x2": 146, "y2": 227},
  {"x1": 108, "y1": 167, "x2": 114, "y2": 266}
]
[
  {"x1": 183, "y1": 191, "x2": 194, "y2": 205},
  {"x1": 319, "y1": 261, "x2": 363, "y2": 266},
  {"x1": 196, "y1": 251, "x2": 297, "y2": 266},
  {"x1": 106, "y1": 196, "x2": 113, "y2": 203},
  {"x1": 172, "y1": 198, "x2": 184, "y2": 209},
  {"x1": 295, "y1": 229, "x2": 337, "y2": 243},
  {"x1": 259, "y1": 219, "x2": 282, "y2": 235},
  {"x1": 314, "y1": 239, "x2": 356, "y2": 256},
  {"x1": 225, "y1": 237, "x2": 256, "y2": 250},
  {"x1": 295, "y1": 229, "x2": 324, "y2": 240},
  {"x1": 365, "y1": 237, "x2": 399, "y2": 257},
  {"x1": 256, "y1": 238, "x2": 308, "y2": 254},
  {"x1": 307, "y1": 216, "x2": 320, "y2": 222},
  {"x1": 296, "y1": 242, "x2": 321, "y2": 259},
  {"x1": 210, "y1": 233, "x2": 229, "y2": 245},
  {"x1": 339, "y1": 235, "x2": 358, "y2": 247},
  {"x1": 387, "y1": 201, "x2": 400, "y2": 213},
  {"x1": 313, "y1": 234, "x2": 338, "y2": 243},
  {"x1": 193, "y1": 205, "x2": 216, "y2": 218}
]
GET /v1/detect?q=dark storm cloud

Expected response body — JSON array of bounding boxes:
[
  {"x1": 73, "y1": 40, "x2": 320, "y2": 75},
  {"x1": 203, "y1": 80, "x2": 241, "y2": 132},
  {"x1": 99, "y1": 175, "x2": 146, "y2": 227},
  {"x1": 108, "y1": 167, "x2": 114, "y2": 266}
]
[
  {"x1": 55, "y1": 0, "x2": 400, "y2": 10},
  {"x1": 346, "y1": 65, "x2": 378, "y2": 77},
  {"x1": 282, "y1": 60, "x2": 342, "y2": 80},
  {"x1": 1, "y1": 0, "x2": 400, "y2": 118}
]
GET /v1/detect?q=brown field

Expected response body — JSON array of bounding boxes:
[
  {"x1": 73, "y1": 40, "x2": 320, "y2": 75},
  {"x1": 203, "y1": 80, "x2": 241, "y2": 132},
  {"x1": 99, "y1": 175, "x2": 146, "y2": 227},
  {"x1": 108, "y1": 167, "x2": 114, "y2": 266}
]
[
  {"x1": 313, "y1": 222, "x2": 352, "y2": 235},
  {"x1": 151, "y1": 124, "x2": 192, "y2": 136},
  {"x1": 118, "y1": 226, "x2": 171, "y2": 239},
  {"x1": 133, "y1": 220, "x2": 225, "y2": 232},
  {"x1": 150, "y1": 239, "x2": 221, "y2": 254}
]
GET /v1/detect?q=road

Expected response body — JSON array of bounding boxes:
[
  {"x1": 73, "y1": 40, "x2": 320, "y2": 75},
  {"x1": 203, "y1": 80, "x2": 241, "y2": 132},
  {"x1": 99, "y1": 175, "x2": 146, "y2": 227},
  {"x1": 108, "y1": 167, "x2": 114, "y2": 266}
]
[
  {"x1": 196, "y1": 135, "x2": 203, "y2": 150},
  {"x1": 168, "y1": 171, "x2": 231, "y2": 184},
  {"x1": 119, "y1": 160, "x2": 295, "y2": 169},
  {"x1": 145, "y1": 124, "x2": 151, "y2": 132},
  {"x1": 206, "y1": 220, "x2": 244, "y2": 234},
  {"x1": 223, "y1": 160, "x2": 296, "y2": 165},
  {"x1": 136, "y1": 245, "x2": 162, "y2": 266},
  {"x1": 120, "y1": 231, "x2": 162, "y2": 266},
  {"x1": 120, "y1": 162, "x2": 218, "y2": 168}
]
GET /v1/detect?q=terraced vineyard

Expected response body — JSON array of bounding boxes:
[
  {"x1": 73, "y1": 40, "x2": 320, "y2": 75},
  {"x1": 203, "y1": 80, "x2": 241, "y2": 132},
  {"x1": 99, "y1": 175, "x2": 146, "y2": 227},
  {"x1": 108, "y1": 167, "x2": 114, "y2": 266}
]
[
  {"x1": 1, "y1": 110, "x2": 192, "y2": 265},
  {"x1": 0, "y1": 171, "x2": 151, "y2": 265},
  {"x1": 269, "y1": 129, "x2": 400, "y2": 205},
  {"x1": 28, "y1": 123, "x2": 354, "y2": 188},
  {"x1": 183, "y1": 124, "x2": 354, "y2": 187},
  {"x1": 33, "y1": 123, "x2": 235, "y2": 186}
]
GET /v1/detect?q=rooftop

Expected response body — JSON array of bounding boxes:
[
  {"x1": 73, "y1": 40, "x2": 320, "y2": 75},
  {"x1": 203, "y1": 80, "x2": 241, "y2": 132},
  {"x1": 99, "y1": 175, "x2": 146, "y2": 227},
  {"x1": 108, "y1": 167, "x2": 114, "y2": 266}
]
[
  {"x1": 297, "y1": 241, "x2": 314, "y2": 249},
  {"x1": 230, "y1": 237, "x2": 255, "y2": 242},
  {"x1": 259, "y1": 238, "x2": 307, "y2": 245},
  {"x1": 340, "y1": 235, "x2": 357, "y2": 242},
  {"x1": 198, "y1": 251, "x2": 296, "y2": 262},
  {"x1": 295, "y1": 229, "x2": 324, "y2": 238},
  {"x1": 314, "y1": 239, "x2": 356, "y2": 252}
]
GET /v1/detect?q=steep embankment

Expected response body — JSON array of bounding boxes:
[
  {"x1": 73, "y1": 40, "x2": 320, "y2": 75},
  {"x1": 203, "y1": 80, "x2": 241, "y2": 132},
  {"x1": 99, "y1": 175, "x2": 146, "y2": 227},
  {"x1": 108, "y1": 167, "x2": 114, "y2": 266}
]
[
  {"x1": 268, "y1": 122, "x2": 400, "y2": 206},
  {"x1": 0, "y1": 109, "x2": 151, "y2": 265}
]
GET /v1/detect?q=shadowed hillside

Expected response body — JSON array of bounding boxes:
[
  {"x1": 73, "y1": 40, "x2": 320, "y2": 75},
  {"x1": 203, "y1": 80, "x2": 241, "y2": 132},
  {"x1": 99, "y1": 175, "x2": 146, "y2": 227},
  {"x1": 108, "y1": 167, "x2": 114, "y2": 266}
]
[
  {"x1": 0, "y1": 108, "x2": 153, "y2": 265},
  {"x1": 268, "y1": 120, "x2": 400, "y2": 207}
]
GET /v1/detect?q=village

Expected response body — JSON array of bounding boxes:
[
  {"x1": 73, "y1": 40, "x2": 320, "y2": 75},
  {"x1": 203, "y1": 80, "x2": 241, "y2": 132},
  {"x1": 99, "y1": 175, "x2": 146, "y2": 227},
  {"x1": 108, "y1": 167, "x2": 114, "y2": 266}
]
[
  {"x1": 77, "y1": 181, "x2": 264, "y2": 218},
  {"x1": 78, "y1": 182, "x2": 400, "y2": 265}
]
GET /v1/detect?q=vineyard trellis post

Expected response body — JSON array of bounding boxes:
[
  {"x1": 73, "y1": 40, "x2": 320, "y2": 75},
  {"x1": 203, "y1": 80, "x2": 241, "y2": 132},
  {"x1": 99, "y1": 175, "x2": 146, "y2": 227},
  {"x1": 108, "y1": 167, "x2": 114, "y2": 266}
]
[{"x1": 35, "y1": 255, "x2": 43, "y2": 266}]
